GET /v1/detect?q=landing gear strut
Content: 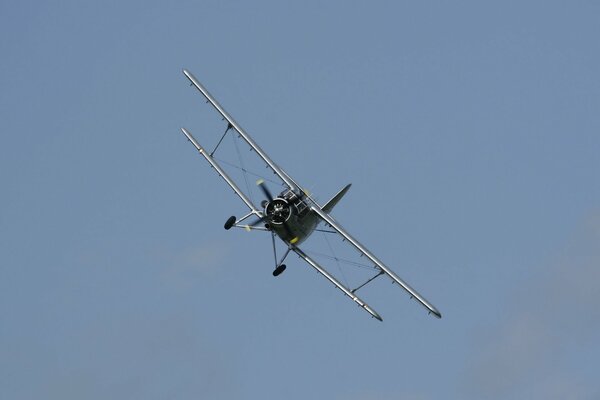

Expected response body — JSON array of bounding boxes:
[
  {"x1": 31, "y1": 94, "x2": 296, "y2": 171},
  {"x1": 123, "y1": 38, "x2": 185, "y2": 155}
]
[{"x1": 271, "y1": 232, "x2": 291, "y2": 277}]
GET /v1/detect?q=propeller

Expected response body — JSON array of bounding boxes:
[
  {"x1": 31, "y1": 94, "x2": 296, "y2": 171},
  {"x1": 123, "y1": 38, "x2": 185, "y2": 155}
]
[
  {"x1": 257, "y1": 179, "x2": 274, "y2": 202},
  {"x1": 250, "y1": 179, "x2": 298, "y2": 243}
]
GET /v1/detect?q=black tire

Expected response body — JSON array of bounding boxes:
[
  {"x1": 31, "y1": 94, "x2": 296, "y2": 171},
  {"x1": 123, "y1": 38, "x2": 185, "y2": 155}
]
[
  {"x1": 273, "y1": 264, "x2": 287, "y2": 277},
  {"x1": 224, "y1": 216, "x2": 236, "y2": 230}
]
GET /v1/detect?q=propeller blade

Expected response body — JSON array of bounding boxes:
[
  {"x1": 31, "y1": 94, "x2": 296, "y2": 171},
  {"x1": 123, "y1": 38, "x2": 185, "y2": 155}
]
[
  {"x1": 256, "y1": 179, "x2": 297, "y2": 242},
  {"x1": 256, "y1": 179, "x2": 274, "y2": 202},
  {"x1": 248, "y1": 215, "x2": 267, "y2": 227}
]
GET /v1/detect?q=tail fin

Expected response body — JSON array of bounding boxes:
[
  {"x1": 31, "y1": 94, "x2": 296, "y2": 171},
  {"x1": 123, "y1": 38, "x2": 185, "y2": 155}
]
[{"x1": 322, "y1": 184, "x2": 351, "y2": 213}]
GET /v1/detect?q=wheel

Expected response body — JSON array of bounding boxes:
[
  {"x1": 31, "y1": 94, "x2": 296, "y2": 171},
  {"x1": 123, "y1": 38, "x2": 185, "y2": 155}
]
[
  {"x1": 224, "y1": 216, "x2": 236, "y2": 230},
  {"x1": 272, "y1": 264, "x2": 287, "y2": 277}
]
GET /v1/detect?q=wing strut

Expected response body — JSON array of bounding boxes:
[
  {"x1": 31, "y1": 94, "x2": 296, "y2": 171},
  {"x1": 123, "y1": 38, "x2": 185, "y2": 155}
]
[
  {"x1": 210, "y1": 123, "x2": 232, "y2": 157},
  {"x1": 183, "y1": 69, "x2": 301, "y2": 192},
  {"x1": 352, "y1": 270, "x2": 385, "y2": 293},
  {"x1": 310, "y1": 205, "x2": 442, "y2": 318},
  {"x1": 181, "y1": 127, "x2": 262, "y2": 216},
  {"x1": 292, "y1": 246, "x2": 382, "y2": 321}
]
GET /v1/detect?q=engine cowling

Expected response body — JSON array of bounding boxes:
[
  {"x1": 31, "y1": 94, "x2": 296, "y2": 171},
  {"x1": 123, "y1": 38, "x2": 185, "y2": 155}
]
[{"x1": 265, "y1": 198, "x2": 291, "y2": 224}]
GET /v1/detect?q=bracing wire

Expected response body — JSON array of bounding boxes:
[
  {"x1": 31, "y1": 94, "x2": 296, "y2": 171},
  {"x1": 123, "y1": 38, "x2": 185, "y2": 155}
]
[
  {"x1": 231, "y1": 132, "x2": 255, "y2": 205},
  {"x1": 321, "y1": 232, "x2": 350, "y2": 286},
  {"x1": 304, "y1": 248, "x2": 378, "y2": 271},
  {"x1": 323, "y1": 231, "x2": 350, "y2": 288},
  {"x1": 213, "y1": 157, "x2": 282, "y2": 186}
]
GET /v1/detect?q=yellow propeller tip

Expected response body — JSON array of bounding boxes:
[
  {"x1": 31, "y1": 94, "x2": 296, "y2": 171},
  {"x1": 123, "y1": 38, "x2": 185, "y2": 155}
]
[
  {"x1": 245, "y1": 225, "x2": 251, "y2": 232},
  {"x1": 290, "y1": 237, "x2": 299, "y2": 244},
  {"x1": 256, "y1": 179, "x2": 264, "y2": 185}
]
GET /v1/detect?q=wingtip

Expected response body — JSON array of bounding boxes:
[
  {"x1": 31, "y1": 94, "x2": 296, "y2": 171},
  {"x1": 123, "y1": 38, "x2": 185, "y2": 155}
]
[{"x1": 364, "y1": 304, "x2": 383, "y2": 322}]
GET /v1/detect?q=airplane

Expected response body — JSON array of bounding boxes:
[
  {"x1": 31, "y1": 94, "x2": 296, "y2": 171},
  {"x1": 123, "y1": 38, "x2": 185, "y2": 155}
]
[{"x1": 179, "y1": 69, "x2": 442, "y2": 322}]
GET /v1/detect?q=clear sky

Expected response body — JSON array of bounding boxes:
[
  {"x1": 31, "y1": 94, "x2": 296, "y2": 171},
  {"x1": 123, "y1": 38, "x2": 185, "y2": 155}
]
[{"x1": 1, "y1": 1, "x2": 599, "y2": 399}]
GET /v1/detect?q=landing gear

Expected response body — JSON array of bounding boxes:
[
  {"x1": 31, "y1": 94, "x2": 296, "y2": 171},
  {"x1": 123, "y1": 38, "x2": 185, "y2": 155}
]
[
  {"x1": 224, "y1": 216, "x2": 236, "y2": 230},
  {"x1": 270, "y1": 232, "x2": 291, "y2": 277},
  {"x1": 273, "y1": 264, "x2": 286, "y2": 276}
]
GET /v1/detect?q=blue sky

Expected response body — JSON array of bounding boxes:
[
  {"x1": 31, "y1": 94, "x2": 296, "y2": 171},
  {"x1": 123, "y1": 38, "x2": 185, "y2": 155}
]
[{"x1": 1, "y1": 1, "x2": 599, "y2": 399}]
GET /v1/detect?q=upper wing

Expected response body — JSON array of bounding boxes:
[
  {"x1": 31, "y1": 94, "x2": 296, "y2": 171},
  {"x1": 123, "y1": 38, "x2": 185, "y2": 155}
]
[
  {"x1": 183, "y1": 69, "x2": 302, "y2": 193},
  {"x1": 310, "y1": 204, "x2": 442, "y2": 318}
]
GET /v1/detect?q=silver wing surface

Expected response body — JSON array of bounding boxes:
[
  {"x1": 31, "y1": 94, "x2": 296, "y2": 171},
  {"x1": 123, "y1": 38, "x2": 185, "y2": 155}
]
[
  {"x1": 180, "y1": 127, "x2": 261, "y2": 216},
  {"x1": 291, "y1": 246, "x2": 382, "y2": 321},
  {"x1": 181, "y1": 69, "x2": 441, "y2": 321},
  {"x1": 309, "y1": 204, "x2": 442, "y2": 319},
  {"x1": 183, "y1": 69, "x2": 302, "y2": 193}
]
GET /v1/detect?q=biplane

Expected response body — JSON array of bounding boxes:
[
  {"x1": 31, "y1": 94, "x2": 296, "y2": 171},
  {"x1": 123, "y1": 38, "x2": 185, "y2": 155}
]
[{"x1": 179, "y1": 69, "x2": 441, "y2": 321}]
